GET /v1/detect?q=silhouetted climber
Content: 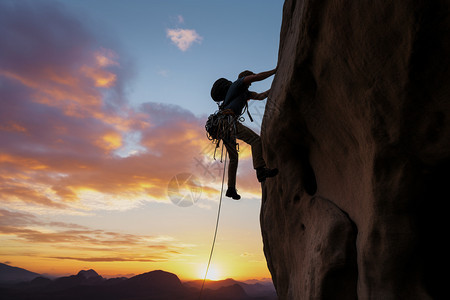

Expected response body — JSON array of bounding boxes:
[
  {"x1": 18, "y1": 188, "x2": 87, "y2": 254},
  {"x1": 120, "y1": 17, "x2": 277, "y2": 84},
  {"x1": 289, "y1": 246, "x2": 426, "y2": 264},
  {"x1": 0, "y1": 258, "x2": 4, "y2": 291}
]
[{"x1": 208, "y1": 68, "x2": 278, "y2": 200}]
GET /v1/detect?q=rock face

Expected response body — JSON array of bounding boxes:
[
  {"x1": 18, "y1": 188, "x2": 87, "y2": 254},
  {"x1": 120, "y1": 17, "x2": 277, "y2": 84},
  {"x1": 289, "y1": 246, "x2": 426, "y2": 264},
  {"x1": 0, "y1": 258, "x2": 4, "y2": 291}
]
[{"x1": 260, "y1": 0, "x2": 449, "y2": 299}]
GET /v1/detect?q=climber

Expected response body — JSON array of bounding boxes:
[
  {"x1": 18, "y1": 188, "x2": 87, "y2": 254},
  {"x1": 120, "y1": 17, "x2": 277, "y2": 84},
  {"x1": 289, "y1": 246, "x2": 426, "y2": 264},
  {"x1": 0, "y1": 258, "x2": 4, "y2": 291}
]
[{"x1": 220, "y1": 68, "x2": 279, "y2": 200}]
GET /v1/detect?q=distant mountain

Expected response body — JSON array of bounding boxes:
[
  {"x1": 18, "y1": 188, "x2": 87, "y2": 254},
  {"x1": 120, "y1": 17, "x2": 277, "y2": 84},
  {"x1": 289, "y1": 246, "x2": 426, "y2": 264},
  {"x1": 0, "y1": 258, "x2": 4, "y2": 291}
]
[
  {"x1": 113, "y1": 270, "x2": 186, "y2": 299},
  {"x1": 121, "y1": 269, "x2": 183, "y2": 290},
  {"x1": 0, "y1": 267, "x2": 277, "y2": 300},
  {"x1": 202, "y1": 283, "x2": 249, "y2": 300},
  {"x1": 0, "y1": 263, "x2": 41, "y2": 284},
  {"x1": 47, "y1": 268, "x2": 104, "y2": 291},
  {"x1": 185, "y1": 278, "x2": 277, "y2": 298},
  {"x1": 77, "y1": 269, "x2": 101, "y2": 280},
  {"x1": 185, "y1": 278, "x2": 239, "y2": 290}
]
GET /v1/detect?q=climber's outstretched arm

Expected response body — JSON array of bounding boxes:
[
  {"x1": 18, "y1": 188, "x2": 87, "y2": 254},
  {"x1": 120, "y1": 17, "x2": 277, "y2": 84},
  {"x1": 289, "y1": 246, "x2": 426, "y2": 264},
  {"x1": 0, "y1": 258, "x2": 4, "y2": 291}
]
[
  {"x1": 242, "y1": 68, "x2": 277, "y2": 85},
  {"x1": 250, "y1": 89, "x2": 270, "y2": 100}
]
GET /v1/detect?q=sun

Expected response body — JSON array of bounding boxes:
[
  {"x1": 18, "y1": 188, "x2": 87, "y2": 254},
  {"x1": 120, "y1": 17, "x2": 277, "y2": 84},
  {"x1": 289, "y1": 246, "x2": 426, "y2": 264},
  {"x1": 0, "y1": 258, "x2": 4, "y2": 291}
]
[{"x1": 198, "y1": 265, "x2": 223, "y2": 281}]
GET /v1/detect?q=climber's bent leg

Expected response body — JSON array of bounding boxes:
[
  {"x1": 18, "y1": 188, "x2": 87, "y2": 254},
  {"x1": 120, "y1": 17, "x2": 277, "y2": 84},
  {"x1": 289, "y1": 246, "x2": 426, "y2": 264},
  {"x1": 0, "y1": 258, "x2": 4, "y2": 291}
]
[
  {"x1": 235, "y1": 122, "x2": 266, "y2": 169},
  {"x1": 235, "y1": 122, "x2": 278, "y2": 182}
]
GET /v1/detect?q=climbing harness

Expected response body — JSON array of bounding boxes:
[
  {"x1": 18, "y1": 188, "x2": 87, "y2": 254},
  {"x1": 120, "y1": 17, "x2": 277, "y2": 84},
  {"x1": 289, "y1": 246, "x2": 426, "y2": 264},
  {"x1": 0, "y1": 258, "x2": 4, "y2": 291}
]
[
  {"x1": 205, "y1": 109, "x2": 242, "y2": 161},
  {"x1": 199, "y1": 151, "x2": 227, "y2": 300},
  {"x1": 206, "y1": 76, "x2": 255, "y2": 161}
]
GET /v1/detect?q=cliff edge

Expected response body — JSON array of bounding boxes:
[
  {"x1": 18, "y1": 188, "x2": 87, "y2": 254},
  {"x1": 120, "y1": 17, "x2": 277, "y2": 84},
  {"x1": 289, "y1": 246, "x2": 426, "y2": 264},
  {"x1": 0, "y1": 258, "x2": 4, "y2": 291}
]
[{"x1": 261, "y1": 0, "x2": 449, "y2": 299}]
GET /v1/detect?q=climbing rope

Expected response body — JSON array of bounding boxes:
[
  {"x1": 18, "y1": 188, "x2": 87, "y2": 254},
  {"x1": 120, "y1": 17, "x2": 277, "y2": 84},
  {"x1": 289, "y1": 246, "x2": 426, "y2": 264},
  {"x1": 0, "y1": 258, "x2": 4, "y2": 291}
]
[
  {"x1": 205, "y1": 110, "x2": 242, "y2": 162},
  {"x1": 199, "y1": 150, "x2": 227, "y2": 300}
]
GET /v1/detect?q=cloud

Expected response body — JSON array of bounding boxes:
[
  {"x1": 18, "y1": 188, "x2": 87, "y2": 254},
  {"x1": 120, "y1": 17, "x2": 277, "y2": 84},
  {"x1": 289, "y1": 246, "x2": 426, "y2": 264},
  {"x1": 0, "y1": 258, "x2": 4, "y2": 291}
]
[
  {"x1": 166, "y1": 28, "x2": 203, "y2": 51},
  {"x1": 0, "y1": 1, "x2": 211, "y2": 212},
  {"x1": 0, "y1": 1, "x2": 258, "y2": 215},
  {"x1": 0, "y1": 208, "x2": 192, "y2": 263},
  {"x1": 157, "y1": 69, "x2": 169, "y2": 77},
  {"x1": 48, "y1": 256, "x2": 160, "y2": 262}
]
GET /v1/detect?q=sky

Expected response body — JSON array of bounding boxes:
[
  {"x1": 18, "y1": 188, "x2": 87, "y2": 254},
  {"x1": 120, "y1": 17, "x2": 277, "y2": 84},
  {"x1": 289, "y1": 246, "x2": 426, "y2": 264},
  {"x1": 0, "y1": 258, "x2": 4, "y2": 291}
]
[{"x1": 0, "y1": 0, "x2": 283, "y2": 281}]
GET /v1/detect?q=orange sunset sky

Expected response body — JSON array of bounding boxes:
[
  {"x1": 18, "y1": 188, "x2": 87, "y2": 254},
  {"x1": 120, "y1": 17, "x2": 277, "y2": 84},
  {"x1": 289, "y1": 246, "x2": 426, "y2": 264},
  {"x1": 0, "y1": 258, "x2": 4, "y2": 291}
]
[{"x1": 0, "y1": 0, "x2": 282, "y2": 280}]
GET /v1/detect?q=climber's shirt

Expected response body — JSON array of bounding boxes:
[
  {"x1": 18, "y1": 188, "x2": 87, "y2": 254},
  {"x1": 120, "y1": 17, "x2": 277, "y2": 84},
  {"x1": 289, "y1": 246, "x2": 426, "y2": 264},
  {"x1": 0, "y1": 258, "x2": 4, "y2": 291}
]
[{"x1": 222, "y1": 77, "x2": 252, "y2": 116}]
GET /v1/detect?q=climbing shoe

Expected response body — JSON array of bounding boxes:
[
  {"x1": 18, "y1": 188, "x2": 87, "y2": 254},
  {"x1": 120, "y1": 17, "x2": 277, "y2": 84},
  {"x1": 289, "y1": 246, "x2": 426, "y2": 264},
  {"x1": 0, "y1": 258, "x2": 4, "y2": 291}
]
[
  {"x1": 256, "y1": 167, "x2": 279, "y2": 182},
  {"x1": 225, "y1": 187, "x2": 241, "y2": 200}
]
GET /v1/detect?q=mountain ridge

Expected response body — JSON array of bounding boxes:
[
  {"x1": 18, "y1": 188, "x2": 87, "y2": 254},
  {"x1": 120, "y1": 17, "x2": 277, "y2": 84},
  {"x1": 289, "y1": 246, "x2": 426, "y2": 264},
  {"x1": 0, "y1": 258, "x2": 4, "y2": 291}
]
[
  {"x1": 0, "y1": 264, "x2": 277, "y2": 300},
  {"x1": 0, "y1": 263, "x2": 41, "y2": 284}
]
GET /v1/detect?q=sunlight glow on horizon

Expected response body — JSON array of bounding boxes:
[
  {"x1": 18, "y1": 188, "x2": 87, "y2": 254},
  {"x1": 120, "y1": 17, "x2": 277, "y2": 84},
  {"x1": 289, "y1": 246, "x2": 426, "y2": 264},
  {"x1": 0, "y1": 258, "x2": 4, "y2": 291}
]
[{"x1": 198, "y1": 264, "x2": 223, "y2": 281}]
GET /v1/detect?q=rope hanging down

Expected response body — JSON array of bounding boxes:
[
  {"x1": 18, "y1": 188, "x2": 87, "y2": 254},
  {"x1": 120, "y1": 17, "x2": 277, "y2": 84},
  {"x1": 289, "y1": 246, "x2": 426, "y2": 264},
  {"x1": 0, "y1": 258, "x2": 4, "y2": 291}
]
[{"x1": 199, "y1": 150, "x2": 227, "y2": 300}]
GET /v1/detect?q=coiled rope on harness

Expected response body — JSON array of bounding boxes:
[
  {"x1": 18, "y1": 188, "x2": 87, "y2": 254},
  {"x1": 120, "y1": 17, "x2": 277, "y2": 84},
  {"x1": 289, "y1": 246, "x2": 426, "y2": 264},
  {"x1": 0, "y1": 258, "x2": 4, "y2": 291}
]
[
  {"x1": 205, "y1": 109, "x2": 244, "y2": 162},
  {"x1": 199, "y1": 151, "x2": 227, "y2": 300}
]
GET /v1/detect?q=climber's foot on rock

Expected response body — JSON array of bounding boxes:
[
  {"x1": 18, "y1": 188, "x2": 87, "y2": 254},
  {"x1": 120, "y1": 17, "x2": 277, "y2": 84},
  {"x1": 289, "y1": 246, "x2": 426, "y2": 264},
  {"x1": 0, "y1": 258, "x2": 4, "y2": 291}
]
[{"x1": 257, "y1": 167, "x2": 279, "y2": 182}]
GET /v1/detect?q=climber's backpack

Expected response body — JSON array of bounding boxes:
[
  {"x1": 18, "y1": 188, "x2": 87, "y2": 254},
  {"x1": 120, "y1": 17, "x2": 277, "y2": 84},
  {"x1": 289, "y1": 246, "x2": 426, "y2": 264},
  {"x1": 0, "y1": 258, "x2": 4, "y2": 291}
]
[
  {"x1": 210, "y1": 78, "x2": 232, "y2": 103},
  {"x1": 205, "y1": 78, "x2": 233, "y2": 142},
  {"x1": 210, "y1": 77, "x2": 254, "y2": 123}
]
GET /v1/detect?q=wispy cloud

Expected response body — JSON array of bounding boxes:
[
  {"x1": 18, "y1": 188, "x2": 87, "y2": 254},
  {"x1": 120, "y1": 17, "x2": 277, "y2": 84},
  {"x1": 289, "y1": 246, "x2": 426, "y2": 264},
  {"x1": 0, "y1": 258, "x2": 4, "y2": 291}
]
[
  {"x1": 166, "y1": 28, "x2": 203, "y2": 51},
  {"x1": 0, "y1": 209, "x2": 88, "y2": 229},
  {"x1": 48, "y1": 256, "x2": 161, "y2": 262},
  {"x1": 0, "y1": 208, "x2": 190, "y2": 262},
  {"x1": 157, "y1": 69, "x2": 169, "y2": 77}
]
